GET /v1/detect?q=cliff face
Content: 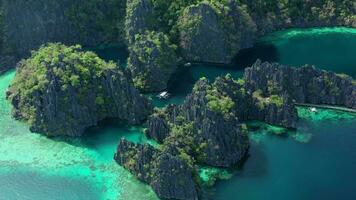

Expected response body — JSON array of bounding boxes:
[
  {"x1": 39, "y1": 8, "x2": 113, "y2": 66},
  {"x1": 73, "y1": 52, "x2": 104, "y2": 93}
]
[
  {"x1": 128, "y1": 31, "x2": 178, "y2": 92},
  {"x1": 175, "y1": 0, "x2": 356, "y2": 64},
  {"x1": 177, "y1": 79, "x2": 249, "y2": 167},
  {"x1": 211, "y1": 75, "x2": 298, "y2": 129},
  {"x1": 115, "y1": 139, "x2": 199, "y2": 200},
  {"x1": 125, "y1": 0, "x2": 157, "y2": 44},
  {"x1": 244, "y1": 60, "x2": 356, "y2": 109},
  {"x1": 7, "y1": 44, "x2": 151, "y2": 137},
  {"x1": 0, "y1": 0, "x2": 126, "y2": 72},
  {"x1": 118, "y1": 61, "x2": 356, "y2": 199},
  {"x1": 147, "y1": 78, "x2": 250, "y2": 168},
  {"x1": 178, "y1": 3, "x2": 233, "y2": 63}
]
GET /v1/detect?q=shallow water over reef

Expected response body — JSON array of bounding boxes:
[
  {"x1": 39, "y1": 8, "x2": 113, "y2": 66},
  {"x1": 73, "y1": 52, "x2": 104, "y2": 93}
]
[{"x1": 0, "y1": 27, "x2": 356, "y2": 200}]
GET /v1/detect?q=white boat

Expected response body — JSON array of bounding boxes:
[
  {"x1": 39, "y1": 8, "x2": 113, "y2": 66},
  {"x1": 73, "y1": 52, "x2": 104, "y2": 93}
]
[
  {"x1": 184, "y1": 62, "x2": 192, "y2": 67},
  {"x1": 309, "y1": 107, "x2": 317, "y2": 112},
  {"x1": 157, "y1": 91, "x2": 171, "y2": 99}
]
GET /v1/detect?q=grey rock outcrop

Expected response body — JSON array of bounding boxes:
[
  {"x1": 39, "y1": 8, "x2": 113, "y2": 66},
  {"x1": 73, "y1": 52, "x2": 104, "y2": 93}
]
[
  {"x1": 6, "y1": 44, "x2": 152, "y2": 137},
  {"x1": 177, "y1": 79, "x2": 249, "y2": 167},
  {"x1": 115, "y1": 139, "x2": 156, "y2": 182},
  {"x1": 212, "y1": 75, "x2": 298, "y2": 128},
  {"x1": 146, "y1": 113, "x2": 170, "y2": 143},
  {"x1": 244, "y1": 60, "x2": 356, "y2": 109},
  {"x1": 148, "y1": 78, "x2": 250, "y2": 167},
  {"x1": 125, "y1": 0, "x2": 157, "y2": 44},
  {"x1": 150, "y1": 153, "x2": 199, "y2": 200},
  {"x1": 0, "y1": 0, "x2": 126, "y2": 72},
  {"x1": 178, "y1": 2, "x2": 233, "y2": 64},
  {"x1": 115, "y1": 139, "x2": 199, "y2": 200},
  {"x1": 128, "y1": 31, "x2": 178, "y2": 92}
]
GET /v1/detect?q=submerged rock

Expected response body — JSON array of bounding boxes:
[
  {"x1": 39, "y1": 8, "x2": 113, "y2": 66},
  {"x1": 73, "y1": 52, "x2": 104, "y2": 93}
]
[
  {"x1": 128, "y1": 31, "x2": 178, "y2": 92},
  {"x1": 6, "y1": 43, "x2": 152, "y2": 136}
]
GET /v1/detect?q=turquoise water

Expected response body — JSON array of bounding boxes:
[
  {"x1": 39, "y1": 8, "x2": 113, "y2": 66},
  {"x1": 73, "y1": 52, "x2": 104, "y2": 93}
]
[
  {"x1": 214, "y1": 108, "x2": 356, "y2": 200},
  {"x1": 0, "y1": 27, "x2": 356, "y2": 200},
  {"x1": 0, "y1": 71, "x2": 158, "y2": 200},
  {"x1": 259, "y1": 27, "x2": 356, "y2": 77}
]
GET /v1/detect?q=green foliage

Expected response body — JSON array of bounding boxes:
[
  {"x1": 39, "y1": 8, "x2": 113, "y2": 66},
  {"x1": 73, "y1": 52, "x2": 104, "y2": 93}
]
[
  {"x1": 206, "y1": 87, "x2": 235, "y2": 117},
  {"x1": 253, "y1": 89, "x2": 284, "y2": 109},
  {"x1": 128, "y1": 31, "x2": 177, "y2": 91},
  {"x1": 8, "y1": 43, "x2": 117, "y2": 126},
  {"x1": 240, "y1": 0, "x2": 355, "y2": 31},
  {"x1": 65, "y1": 0, "x2": 126, "y2": 43},
  {"x1": 152, "y1": 0, "x2": 199, "y2": 34},
  {"x1": 161, "y1": 122, "x2": 207, "y2": 167}
]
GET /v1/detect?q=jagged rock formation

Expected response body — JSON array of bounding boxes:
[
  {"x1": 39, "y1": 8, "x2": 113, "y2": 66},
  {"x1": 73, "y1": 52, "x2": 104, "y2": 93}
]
[
  {"x1": 147, "y1": 78, "x2": 250, "y2": 168},
  {"x1": 175, "y1": 0, "x2": 355, "y2": 64},
  {"x1": 0, "y1": 0, "x2": 126, "y2": 72},
  {"x1": 244, "y1": 60, "x2": 356, "y2": 109},
  {"x1": 211, "y1": 75, "x2": 298, "y2": 128},
  {"x1": 125, "y1": 0, "x2": 157, "y2": 44},
  {"x1": 146, "y1": 113, "x2": 170, "y2": 143},
  {"x1": 177, "y1": 2, "x2": 236, "y2": 63},
  {"x1": 118, "y1": 61, "x2": 356, "y2": 199},
  {"x1": 128, "y1": 31, "x2": 178, "y2": 92},
  {"x1": 6, "y1": 43, "x2": 152, "y2": 136},
  {"x1": 115, "y1": 139, "x2": 199, "y2": 200},
  {"x1": 1, "y1": 0, "x2": 355, "y2": 74}
]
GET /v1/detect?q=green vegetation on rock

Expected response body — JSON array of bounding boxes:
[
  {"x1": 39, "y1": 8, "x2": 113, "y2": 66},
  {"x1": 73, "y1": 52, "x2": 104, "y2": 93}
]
[
  {"x1": 65, "y1": 0, "x2": 126, "y2": 43},
  {"x1": 206, "y1": 87, "x2": 235, "y2": 117},
  {"x1": 7, "y1": 43, "x2": 151, "y2": 136},
  {"x1": 128, "y1": 31, "x2": 178, "y2": 92}
]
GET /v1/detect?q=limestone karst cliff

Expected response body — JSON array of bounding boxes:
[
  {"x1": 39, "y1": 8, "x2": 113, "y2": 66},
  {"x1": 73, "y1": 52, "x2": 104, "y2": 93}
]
[{"x1": 6, "y1": 43, "x2": 151, "y2": 136}]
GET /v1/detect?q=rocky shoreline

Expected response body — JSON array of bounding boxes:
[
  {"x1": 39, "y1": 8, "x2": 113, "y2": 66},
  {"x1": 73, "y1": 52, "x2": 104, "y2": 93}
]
[
  {"x1": 116, "y1": 60, "x2": 355, "y2": 199},
  {"x1": 6, "y1": 44, "x2": 152, "y2": 137},
  {"x1": 1, "y1": 0, "x2": 355, "y2": 89},
  {"x1": 1, "y1": 0, "x2": 355, "y2": 199}
]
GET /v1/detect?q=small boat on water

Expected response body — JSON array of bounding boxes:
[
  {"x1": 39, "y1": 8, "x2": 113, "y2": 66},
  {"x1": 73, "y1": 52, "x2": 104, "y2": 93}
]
[
  {"x1": 157, "y1": 91, "x2": 171, "y2": 100},
  {"x1": 309, "y1": 107, "x2": 317, "y2": 112},
  {"x1": 184, "y1": 62, "x2": 192, "y2": 67}
]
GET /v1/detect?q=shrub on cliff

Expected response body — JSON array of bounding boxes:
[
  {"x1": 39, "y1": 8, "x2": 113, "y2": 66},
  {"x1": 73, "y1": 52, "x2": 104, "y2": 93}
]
[
  {"x1": 65, "y1": 0, "x2": 126, "y2": 43},
  {"x1": 7, "y1": 43, "x2": 151, "y2": 136},
  {"x1": 128, "y1": 31, "x2": 178, "y2": 92}
]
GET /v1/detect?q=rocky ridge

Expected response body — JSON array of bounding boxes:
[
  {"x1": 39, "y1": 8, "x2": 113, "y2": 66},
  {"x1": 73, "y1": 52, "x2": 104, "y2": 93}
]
[
  {"x1": 115, "y1": 139, "x2": 199, "y2": 200},
  {"x1": 128, "y1": 31, "x2": 178, "y2": 92},
  {"x1": 6, "y1": 43, "x2": 152, "y2": 137},
  {"x1": 244, "y1": 60, "x2": 356, "y2": 109},
  {"x1": 119, "y1": 61, "x2": 355, "y2": 199}
]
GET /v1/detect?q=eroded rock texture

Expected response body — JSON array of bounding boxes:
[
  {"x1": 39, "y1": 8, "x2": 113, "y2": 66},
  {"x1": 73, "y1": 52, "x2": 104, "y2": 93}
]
[{"x1": 7, "y1": 44, "x2": 151, "y2": 136}]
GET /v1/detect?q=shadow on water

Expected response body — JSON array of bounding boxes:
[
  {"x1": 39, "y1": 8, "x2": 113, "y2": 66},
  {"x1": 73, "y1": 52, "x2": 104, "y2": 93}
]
[
  {"x1": 51, "y1": 119, "x2": 131, "y2": 148},
  {"x1": 85, "y1": 45, "x2": 129, "y2": 66},
  {"x1": 167, "y1": 42, "x2": 279, "y2": 100},
  {"x1": 232, "y1": 42, "x2": 279, "y2": 68}
]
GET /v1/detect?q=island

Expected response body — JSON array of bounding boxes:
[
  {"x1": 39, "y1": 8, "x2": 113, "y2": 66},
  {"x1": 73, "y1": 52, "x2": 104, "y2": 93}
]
[
  {"x1": 0, "y1": 0, "x2": 355, "y2": 200},
  {"x1": 114, "y1": 60, "x2": 355, "y2": 199},
  {"x1": 6, "y1": 43, "x2": 152, "y2": 136}
]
